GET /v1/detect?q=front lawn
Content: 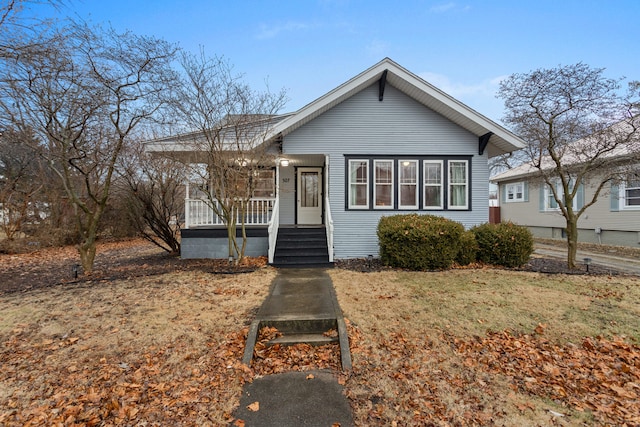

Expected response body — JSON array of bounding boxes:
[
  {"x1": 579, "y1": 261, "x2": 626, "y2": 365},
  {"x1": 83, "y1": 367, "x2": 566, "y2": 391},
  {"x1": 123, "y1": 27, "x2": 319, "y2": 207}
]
[
  {"x1": 331, "y1": 269, "x2": 640, "y2": 426},
  {"x1": 1, "y1": 241, "x2": 638, "y2": 426}
]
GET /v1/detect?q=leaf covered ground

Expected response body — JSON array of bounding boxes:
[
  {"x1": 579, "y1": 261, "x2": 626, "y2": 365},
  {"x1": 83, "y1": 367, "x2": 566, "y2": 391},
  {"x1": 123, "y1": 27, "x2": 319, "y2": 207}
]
[{"x1": 1, "y1": 240, "x2": 639, "y2": 426}]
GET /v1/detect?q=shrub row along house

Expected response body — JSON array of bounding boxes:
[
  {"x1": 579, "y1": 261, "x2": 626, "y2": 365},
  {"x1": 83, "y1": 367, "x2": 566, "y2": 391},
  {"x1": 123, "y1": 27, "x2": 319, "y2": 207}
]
[
  {"x1": 492, "y1": 119, "x2": 640, "y2": 248},
  {"x1": 146, "y1": 58, "x2": 525, "y2": 266}
]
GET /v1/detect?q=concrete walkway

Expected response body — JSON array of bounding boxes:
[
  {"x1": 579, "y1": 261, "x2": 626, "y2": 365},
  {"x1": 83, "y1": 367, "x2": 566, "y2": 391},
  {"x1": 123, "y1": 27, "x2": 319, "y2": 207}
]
[
  {"x1": 234, "y1": 268, "x2": 354, "y2": 426},
  {"x1": 534, "y1": 243, "x2": 640, "y2": 276}
]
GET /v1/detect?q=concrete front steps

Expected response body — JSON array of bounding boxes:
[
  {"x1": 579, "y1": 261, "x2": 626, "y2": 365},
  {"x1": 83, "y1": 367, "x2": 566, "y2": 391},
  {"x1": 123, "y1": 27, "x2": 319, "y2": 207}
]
[
  {"x1": 271, "y1": 226, "x2": 333, "y2": 268},
  {"x1": 242, "y1": 268, "x2": 351, "y2": 370}
]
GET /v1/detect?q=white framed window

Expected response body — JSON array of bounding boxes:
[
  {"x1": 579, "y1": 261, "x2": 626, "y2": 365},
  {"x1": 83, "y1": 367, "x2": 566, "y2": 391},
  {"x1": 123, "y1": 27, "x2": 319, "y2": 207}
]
[
  {"x1": 448, "y1": 160, "x2": 468, "y2": 209},
  {"x1": 374, "y1": 160, "x2": 393, "y2": 208},
  {"x1": 423, "y1": 160, "x2": 443, "y2": 209},
  {"x1": 547, "y1": 185, "x2": 559, "y2": 210},
  {"x1": 505, "y1": 181, "x2": 525, "y2": 202},
  {"x1": 252, "y1": 169, "x2": 275, "y2": 198},
  {"x1": 399, "y1": 160, "x2": 418, "y2": 209},
  {"x1": 621, "y1": 173, "x2": 640, "y2": 209},
  {"x1": 541, "y1": 179, "x2": 584, "y2": 211},
  {"x1": 348, "y1": 159, "x2": 369, "y2": 209},
  {"x1": 345, "y1": 156, "x2": 471, "y2": 211}
]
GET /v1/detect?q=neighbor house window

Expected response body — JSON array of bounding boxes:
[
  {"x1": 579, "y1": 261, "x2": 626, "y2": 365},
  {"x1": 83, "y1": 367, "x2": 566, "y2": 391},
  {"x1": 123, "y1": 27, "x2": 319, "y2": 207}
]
[
  {"x1": 623, "y1": 173, "x2": 640, "y2": 208},
  {"x1": 399, "y1": 160, "x2": 418, "y2": 209},
  {"x1": 505, "y1": 181, "x2": 525, "y2": 202},
  {"x1": 374, "y1": 160, "x2": 393, "y2": 208},
  {"x1": 423, "y1": 160, "x2": 443, "y2": 209},
  {"x1": 349, "y1": 159, "x2": 369, "y2": 209},
  {"x1": 542, "y1": 179, "x2": 584, "y2": 211},
  {"x1": 448, "y1": 160, "x2": 468, "y2": 209}
]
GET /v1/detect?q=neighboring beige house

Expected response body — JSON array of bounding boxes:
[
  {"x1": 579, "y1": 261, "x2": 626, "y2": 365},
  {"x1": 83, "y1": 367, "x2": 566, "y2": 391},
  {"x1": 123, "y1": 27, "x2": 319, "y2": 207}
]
[{"x1": 492, "y1": 125, "x2": 640, "y2": 248}]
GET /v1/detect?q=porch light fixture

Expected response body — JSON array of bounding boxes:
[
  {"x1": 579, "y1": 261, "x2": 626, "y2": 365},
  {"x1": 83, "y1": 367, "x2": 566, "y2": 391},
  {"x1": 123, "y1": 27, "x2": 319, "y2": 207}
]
[{"x1": 280, "y1": 159, "x2": 290, "y2": 167}]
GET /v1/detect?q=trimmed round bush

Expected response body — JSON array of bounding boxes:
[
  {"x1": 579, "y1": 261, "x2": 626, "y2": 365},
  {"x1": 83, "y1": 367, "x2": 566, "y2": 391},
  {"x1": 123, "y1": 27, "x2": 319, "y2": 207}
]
[
  {"x1": 377, "y1": 214, "x2": 464, "y2": 270},
  {"x1": 456, "y1": 230, "x2": 478, "y2": 266},
  {"x1": 471, "y1": 222, "x2": 533, "y2": 267}
]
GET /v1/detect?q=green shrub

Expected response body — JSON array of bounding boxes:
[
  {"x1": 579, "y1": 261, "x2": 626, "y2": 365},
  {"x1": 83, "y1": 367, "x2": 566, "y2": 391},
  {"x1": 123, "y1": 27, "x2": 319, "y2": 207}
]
[
  {"x1": 377, "y1": 214, "x2": 464, "y2": 270},
  {"x1": 456, "y1": 230, "x2": 478, "y2": 266},
  {"x1": 471, "y1": 222, "x2": 533, "y2": 267}
]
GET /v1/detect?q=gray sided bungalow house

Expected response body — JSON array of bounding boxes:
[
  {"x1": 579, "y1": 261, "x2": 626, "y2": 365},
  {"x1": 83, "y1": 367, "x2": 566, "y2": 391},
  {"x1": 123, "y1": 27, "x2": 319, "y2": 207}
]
[{"x1": 147, "y1": 58, "x2": 525, "y2": 266}]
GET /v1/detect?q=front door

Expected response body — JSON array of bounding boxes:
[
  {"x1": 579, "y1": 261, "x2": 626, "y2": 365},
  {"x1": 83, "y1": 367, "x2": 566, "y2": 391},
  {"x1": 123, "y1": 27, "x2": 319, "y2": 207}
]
[{"x1": 297, "y1": 167, "x2": 323, "y2": 225}]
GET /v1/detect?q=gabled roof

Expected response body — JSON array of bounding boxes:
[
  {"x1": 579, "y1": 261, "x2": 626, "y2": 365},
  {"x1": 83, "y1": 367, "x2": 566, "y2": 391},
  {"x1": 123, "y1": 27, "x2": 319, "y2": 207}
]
[
  {"x1": 266, "y1": 57, "x2": 526, "y2": 158},
  {"x1": 146, "y1": 58, "x2": 526, "y2": 158}
]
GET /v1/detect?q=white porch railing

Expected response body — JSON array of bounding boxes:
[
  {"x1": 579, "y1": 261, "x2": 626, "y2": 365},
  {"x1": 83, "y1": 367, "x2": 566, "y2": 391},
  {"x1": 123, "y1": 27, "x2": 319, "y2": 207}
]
[
  {"x1": 267, "y1": 196, "x2": 280, "y2": 264},
  {"x1": 325, "y1": 193, "x2": 334, "y2": 262},
  {"x1": 184, "y1": 198, "x2": 275, "y2": 228}
]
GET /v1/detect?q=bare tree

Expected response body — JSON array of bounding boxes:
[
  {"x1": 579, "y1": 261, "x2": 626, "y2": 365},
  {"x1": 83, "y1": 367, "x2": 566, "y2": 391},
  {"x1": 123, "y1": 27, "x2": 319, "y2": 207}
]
[
  {"x1": 0, "y1": 22, "x2": 177, "y2": 273},
  {"x1": 498, "y1": 63, "x2": 640, "y2": 269},
  {"x1": 0, "y1": 127, "x2": 45, "y2": 239},
  {"x1": 170, "y1": 52, "x2": 287, "y2": 263},
  {"x1": 0, "y1": 0, "x2": 63, "y2": 59},
  {"x1": 119, "y1": 141, "x2": 185, "y2": 254}
]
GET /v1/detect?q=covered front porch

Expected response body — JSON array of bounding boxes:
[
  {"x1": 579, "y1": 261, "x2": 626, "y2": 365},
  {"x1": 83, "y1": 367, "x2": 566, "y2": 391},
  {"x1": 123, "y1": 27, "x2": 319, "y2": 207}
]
[{"x1": 181, "y1": 154, "x2": 334, "y2": 265}]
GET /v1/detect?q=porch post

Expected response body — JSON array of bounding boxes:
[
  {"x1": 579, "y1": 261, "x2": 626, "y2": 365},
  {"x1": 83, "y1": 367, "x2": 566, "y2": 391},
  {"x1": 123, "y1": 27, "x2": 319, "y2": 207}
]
[{"x1": 184, "y1": 182, "x2": 190, "y2": 229}]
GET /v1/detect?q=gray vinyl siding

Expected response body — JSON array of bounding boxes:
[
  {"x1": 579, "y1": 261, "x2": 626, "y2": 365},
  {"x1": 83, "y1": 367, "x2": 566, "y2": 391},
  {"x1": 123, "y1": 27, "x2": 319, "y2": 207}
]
[
  {"x1": 498, "y1": 175, "x2": 640, "y2": 247},
  {"x1": 278, "y1": 165, "x2": 296, "y2": 224},
  {"x1": 283, "y1": 83, "x2": 490, "y2": 258}
]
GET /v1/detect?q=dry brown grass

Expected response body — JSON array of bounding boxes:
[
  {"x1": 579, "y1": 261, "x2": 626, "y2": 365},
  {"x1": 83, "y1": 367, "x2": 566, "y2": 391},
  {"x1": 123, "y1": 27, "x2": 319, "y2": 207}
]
[
  {"x1": 0, "y1": 268, "x2": 275, "y2": 425},
  {"x1": 331, "y1": 268, "x2": 640, "y2": 426},
  {"x1": 2, "y1": 244, "x2": 639, "y2": 426}
]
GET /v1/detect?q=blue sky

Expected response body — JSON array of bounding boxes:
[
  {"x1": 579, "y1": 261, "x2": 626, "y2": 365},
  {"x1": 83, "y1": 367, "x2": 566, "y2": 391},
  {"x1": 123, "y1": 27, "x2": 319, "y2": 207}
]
[{"x1": 27, "y1": 0, "x2": 640, "y2": 123}]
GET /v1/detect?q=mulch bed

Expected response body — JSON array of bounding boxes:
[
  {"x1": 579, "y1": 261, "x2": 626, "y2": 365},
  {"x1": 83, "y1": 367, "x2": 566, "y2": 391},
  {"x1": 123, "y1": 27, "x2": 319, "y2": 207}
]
[
  {"x1": 0, "y1": 238, "x2": 626, "y2": 295},
  {"x1": 0, "y1": 239, "x2": 267, "y2": 294},
  {"x1": 335, "y1": 255, "x2": 622, "y2": 275}
]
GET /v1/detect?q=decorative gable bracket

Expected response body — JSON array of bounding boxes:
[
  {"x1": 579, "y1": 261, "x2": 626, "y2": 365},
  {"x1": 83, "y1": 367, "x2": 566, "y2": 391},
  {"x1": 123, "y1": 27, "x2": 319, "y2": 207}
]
[
  {"x1": 479, "y1": 132, "x2": 493, "y2": 155},
  {"x1": 378, "y1": 69, "x2": 388, "y2": 101}
]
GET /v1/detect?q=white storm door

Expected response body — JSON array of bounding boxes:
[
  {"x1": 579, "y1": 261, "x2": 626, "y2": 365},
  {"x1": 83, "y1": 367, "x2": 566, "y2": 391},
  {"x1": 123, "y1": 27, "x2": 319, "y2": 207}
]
[{"x1": 297, "y1": 167, "x2": 323, "y2": 224}]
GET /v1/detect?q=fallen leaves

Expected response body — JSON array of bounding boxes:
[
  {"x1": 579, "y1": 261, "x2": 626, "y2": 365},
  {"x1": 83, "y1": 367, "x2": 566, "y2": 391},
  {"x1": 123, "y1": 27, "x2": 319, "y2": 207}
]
[
  {"x1": 454, "y1": 330, "x2": 640, "y2": 425},
  {"x1": 250, "y1": 327, "x2": 342, "y2": 375},
  {"x1": 0, "y1": 326, "x2": 256, "y2": 426},
  {"x1": 246, "y1": 401, "x2": 260, "y2": 412}
]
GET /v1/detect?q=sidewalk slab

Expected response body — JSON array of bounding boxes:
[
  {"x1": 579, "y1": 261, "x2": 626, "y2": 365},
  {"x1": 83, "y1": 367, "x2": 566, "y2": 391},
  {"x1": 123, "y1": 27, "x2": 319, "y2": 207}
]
[{"x1": 234, "y1": 370, "x2": 354, "y2": 427}]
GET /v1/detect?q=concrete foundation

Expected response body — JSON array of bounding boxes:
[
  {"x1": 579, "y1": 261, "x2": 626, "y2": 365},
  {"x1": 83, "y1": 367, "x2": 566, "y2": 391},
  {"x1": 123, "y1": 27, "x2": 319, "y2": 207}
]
[{"x1": 180, "y1": 227, "x2": 268, "y2": 259}]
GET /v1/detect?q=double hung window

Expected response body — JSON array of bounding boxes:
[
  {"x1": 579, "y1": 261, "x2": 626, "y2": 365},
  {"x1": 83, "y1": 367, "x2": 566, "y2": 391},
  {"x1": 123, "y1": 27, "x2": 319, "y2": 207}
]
[
  {"x1": 348, "y1": 159, "x2": 369, "y2": 209},
  {"x1": 623, "y1": 173, "x2": 640, "y2": 208},
  {"x1": 505, "y1": 182, "x2": 525, "y2": 202},
  {"x1": 374, "y1": 160, "x2": 393, "y2": 208},
  {"x1": 448, "y1": 160, "x2": 468, "y2": 209},
  {"x1": 399, "y1": 160, "x2": 418, "y2": 209},
  {"x1": 423, "y1": 160, "x2": 443, "y2": 209}
]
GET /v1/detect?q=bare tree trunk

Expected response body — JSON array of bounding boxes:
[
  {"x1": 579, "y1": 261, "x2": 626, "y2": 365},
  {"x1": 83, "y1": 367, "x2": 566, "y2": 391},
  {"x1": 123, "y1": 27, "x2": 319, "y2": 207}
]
[
  {"x1": 79, "y1": 235, "x2": 97, "y2": 274},
  {"x1": 565, "y1": 212, "x2": 579, "y2": 270},
  {"x1": 239, "y1": 201, "x2": 248, "y2": 263}
]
